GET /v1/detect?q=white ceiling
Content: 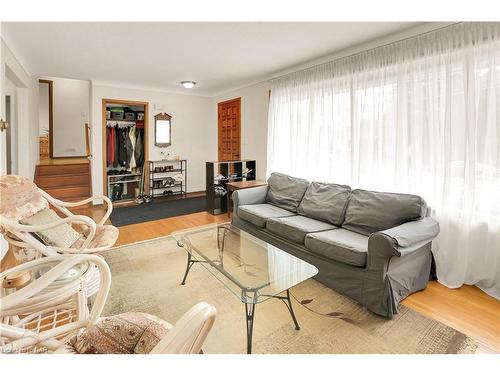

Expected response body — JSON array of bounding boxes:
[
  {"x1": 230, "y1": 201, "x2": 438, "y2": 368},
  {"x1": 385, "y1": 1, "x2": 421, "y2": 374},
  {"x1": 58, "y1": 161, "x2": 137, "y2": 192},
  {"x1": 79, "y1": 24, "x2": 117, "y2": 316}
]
[{"x1": 2, "y1": 22, "x2": 423, "y2": 96}]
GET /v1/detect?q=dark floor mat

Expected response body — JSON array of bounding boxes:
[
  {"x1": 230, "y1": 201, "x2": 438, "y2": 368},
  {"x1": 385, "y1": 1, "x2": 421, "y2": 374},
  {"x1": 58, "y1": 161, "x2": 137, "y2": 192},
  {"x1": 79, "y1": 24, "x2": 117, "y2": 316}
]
[{"x1": 109, "y1": 196, "x2": 206, "y2": 227}]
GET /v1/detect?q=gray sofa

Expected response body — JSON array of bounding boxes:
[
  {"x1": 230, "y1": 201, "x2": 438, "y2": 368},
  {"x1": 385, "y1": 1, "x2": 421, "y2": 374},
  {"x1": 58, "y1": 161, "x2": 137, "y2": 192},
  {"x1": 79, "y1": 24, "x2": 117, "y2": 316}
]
[{"x1": 231, "y1": 172, "x2": 440, "y2": 318}]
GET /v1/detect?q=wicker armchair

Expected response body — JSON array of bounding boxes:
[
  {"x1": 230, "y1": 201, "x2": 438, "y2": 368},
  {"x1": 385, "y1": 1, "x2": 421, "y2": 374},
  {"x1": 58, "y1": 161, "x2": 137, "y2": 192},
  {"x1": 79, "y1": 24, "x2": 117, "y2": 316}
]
[
  {"x1": 0, "y1": 255, "x2": 216, "y2": 354},
  {"x1": 0, "y1": 175, "x2": 118, "y2": 262}
]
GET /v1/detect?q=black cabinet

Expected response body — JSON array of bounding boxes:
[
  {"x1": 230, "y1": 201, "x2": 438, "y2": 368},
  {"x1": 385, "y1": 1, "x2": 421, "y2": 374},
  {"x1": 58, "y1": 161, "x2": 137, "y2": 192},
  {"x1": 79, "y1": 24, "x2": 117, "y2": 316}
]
[{"x1": 206, "y1": 160, "x2": 256, "y2": 215}]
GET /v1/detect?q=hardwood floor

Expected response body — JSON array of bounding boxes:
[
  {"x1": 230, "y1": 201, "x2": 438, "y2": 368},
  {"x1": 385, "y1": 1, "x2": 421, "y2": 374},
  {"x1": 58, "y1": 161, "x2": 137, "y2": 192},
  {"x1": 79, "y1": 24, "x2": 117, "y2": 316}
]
[
  {"x1": 2, "y1": 203, "x2": 498, "y2": 353},
  {"x1": 114, "y1": 211, "x2": 228, "y2": 247},
  {"x1": 403, "y1": 282, "x2": 500, "y2": 353}
]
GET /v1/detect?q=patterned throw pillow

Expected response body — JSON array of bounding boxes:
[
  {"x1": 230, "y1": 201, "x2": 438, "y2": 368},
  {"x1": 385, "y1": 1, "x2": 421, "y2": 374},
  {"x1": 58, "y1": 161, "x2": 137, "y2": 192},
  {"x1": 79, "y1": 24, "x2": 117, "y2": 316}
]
[
  {"x1": 68, "y1": 312, "x2": 171, "y2": 354},
  {"x1": 20, "y1": 208, "x2": 81, "y2": 248},
  {"x1": 0, "y1": 175, "x2": 48, "y2": 222}
]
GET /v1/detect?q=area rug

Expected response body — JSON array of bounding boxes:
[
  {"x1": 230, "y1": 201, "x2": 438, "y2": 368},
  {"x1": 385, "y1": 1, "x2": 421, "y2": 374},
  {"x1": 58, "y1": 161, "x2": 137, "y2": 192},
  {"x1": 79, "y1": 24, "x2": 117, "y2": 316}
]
[
  {"x1": 100, "y1": 236, "x2": 477, "y2": 354},
  {"x1": 109, "y1": 196, "x2": 205, "y2": 226}
]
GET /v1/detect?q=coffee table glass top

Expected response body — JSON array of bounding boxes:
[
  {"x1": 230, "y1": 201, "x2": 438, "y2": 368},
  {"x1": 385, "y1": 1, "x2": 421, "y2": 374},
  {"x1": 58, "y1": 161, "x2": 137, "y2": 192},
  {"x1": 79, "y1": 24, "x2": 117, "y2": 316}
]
[{"x1": 172, "y1": 223, "x2": 318, "y2": 304}]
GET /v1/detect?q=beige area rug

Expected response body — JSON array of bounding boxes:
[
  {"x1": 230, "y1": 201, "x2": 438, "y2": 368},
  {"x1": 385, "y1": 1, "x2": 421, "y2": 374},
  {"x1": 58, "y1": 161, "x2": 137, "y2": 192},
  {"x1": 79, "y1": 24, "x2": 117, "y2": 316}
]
[{"x1": 100, "y1": 236, "x2": 477, "y2": 354}]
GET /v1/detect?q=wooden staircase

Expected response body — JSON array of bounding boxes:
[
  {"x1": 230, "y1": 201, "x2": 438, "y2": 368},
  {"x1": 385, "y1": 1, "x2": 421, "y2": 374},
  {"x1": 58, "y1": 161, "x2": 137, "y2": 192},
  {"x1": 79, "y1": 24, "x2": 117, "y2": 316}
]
[{"x1": 34, "y1": 162, "x2": 91, "y2": 202}]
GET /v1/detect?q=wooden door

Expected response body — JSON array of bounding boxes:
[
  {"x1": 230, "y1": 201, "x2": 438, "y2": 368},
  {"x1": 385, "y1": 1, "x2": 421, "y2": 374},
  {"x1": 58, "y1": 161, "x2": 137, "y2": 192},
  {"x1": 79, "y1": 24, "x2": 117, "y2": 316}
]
[{"x1": 218, "y1": 98, "x2": 241, "y2": 161}]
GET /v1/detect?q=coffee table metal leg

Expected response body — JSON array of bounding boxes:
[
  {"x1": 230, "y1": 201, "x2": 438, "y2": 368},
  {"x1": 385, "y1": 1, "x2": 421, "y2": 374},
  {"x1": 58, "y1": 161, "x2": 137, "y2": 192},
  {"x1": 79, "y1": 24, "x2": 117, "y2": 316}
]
[
  {"x1": 244, "y1": 301, "x2": 256, "y2": 354},
  {"x1": 282, "y1": 289, "x2": 300, "y2": 330},
  {"x1": 181, "y1": 252, "x2": 194, "y2": 285}
]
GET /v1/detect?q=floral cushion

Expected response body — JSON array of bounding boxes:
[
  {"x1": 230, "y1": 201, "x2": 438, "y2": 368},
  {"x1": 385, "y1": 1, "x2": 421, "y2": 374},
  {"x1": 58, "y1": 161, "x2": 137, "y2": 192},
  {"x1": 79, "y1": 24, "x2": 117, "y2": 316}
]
[
  {"x1": 0, "y1": 175, "x2": 48, "y2": 223},
  {"x1": 20, "y1": 208, "x2": 82, "y2": 248},
  {"x1": 73, "y1": 224, "x2": 119, "y2": 250},
  {"x1": 68, "y1": 312, "x2": 171, "y2": 354}
]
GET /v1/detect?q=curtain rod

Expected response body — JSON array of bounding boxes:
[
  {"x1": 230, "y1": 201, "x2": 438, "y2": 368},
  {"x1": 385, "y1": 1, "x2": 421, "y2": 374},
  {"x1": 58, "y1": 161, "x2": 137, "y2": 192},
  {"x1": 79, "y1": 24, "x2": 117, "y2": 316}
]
[{"x1": 269, "y1": 22, "x2": 463, "y2": 82}]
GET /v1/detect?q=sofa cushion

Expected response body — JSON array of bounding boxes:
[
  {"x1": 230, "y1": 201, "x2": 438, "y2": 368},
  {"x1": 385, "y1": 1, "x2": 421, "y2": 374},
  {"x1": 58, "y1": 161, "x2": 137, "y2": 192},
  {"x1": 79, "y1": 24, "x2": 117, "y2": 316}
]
[
  {"x1": 297, "y1": 182, "x2": 351, "y2": 225},
  {"x1": 342, "y1": 189, "x2": 427, "y2": 236},
  {"x1": 266, "y1": 172, "x2": 310, "y2": 212},
  {"x1": 266, "y1": 215, "x2": 337, "y2": 244},
  {"x1": 239, "y1": 204, "x2": 295, "y2": 228},
  {"x1": 305, "y1": 229, "x2": 368, "y2": 267}
]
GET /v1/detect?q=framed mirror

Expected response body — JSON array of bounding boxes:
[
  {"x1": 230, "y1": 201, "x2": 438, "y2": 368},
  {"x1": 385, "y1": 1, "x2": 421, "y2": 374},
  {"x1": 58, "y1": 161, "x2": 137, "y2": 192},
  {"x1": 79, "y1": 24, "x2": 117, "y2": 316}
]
[{"x1": 154, "y1": 112, "x2": 172, "y2": 147}]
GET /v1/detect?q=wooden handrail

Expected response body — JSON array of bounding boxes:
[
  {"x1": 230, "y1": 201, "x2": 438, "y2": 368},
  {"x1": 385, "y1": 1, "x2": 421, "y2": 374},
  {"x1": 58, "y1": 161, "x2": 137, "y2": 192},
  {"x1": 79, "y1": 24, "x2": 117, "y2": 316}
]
[{"x1": 85, "y1": 123, "x2": 91, "y2": 159}]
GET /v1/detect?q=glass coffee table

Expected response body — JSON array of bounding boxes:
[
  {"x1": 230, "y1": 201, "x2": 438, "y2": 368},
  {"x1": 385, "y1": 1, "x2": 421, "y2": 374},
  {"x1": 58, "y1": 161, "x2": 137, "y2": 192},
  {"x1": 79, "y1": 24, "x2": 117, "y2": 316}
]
[{"x1": 172, "y1": 223, "x2": 318, "y2": 354}]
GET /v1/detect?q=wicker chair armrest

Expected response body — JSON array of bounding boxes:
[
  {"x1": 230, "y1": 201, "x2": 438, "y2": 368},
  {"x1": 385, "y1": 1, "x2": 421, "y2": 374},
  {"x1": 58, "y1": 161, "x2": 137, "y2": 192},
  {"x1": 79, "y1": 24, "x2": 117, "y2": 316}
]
[{"x1": 40, "y1": 191, "x2": 113, "y2": 226}]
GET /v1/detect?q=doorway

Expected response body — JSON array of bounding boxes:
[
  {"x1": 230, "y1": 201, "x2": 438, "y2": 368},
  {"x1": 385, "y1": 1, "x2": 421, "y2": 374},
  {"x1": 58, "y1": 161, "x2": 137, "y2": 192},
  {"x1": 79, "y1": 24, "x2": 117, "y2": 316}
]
[
  {"x1": 38, "y1": 79, "x2": 53, "y2": 159},
  {"x1": 102, "y1": 99, "x2": 149, "y2": 201},
  {"x1": 5, "y1": 96, "x2": 13, "y2": 174},
  {"x1": 4, "y1": 80, "x2": 18, "y2": 175},
  {"x1": 218, "y1": 98, "x2": 241, "y2": 161}
]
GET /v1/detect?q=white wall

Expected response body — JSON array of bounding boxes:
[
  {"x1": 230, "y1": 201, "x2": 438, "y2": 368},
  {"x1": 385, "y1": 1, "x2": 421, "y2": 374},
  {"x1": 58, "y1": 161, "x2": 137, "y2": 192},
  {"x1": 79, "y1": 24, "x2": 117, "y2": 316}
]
[
  {"x1": 40, "y1": 76, "x2": 90, "y2": 157},
  {"x1": 1, "y1": 37, "x2": 38, "y2": 260},
  {"x1": 214, "y1": 81, "x2": 271, "y2": 181},
  {"x1": 90, "y1": 84, "x2": 216, "y2": 197},
  {"x1": 38, "y1": 82, "x2": 49, "y2": 135},
  {"x1": 1, "y1": 39, "x2": 38, "y2": 180}
]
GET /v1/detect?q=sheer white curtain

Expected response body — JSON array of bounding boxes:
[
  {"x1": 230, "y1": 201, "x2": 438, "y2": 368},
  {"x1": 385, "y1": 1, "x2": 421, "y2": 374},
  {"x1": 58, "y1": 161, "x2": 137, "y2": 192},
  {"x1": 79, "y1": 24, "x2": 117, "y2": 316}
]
[{"x1": 267, "y1": 23, "x2": 500, "y2": 298}]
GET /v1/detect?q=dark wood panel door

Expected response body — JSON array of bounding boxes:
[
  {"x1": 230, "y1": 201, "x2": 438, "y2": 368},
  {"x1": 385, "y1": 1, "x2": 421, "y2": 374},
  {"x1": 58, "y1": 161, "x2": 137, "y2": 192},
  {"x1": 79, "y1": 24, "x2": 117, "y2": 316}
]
[{"x1": 218, "y1": 98, "x2": 241, "y2": 161}]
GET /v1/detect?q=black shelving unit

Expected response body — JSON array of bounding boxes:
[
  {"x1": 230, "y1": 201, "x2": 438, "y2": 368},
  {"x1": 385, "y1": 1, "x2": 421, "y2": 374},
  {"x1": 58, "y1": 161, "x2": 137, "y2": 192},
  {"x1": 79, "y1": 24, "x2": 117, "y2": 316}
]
[
  {"x1": 206, "y1": 159, "x2": 256, "y2": 215},
  {"x1": 149, "y1": 159, "x2": 187, "y2": 200}
]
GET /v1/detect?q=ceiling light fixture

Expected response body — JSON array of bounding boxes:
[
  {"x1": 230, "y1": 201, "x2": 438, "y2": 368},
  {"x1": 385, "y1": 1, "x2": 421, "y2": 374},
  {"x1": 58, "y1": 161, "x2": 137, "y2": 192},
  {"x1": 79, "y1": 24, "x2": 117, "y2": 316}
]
[{"x1": 180, "y1": 81, "x2": 196, "y2": 89}]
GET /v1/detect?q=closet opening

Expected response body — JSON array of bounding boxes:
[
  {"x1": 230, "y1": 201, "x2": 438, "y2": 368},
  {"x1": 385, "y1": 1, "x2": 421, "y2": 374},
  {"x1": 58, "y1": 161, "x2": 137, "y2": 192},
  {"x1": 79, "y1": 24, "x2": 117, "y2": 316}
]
[{"x1": 102, "y1": 99, "x2": 149, "y2": 205}]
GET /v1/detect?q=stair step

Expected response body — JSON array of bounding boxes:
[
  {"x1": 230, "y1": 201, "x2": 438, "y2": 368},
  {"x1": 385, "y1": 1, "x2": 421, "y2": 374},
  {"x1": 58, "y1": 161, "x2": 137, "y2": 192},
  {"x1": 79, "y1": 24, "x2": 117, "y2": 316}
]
[
  {"x1": 34, "y1": 162, "x2": 92, "y2": 203},
  {"x1": 36, "y1": 163, "x2": 89, "y2": 176},
  {"x1": 43, "y1": 186, "x2": 91, "y2": 200},
  {"x1": 36, "y1": 174, "x2": 90, "y2": 189}
]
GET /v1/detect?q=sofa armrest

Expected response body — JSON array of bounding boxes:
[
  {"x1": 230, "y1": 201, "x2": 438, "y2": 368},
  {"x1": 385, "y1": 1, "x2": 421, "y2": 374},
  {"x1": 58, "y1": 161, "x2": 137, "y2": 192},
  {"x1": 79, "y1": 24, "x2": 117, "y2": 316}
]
[
  {"x1": 232, "y1": 186, "x2": 268, "y2": 212},
  {"x1": 366, "y1": 218, "x2": 439, "y2": 269},
  {"x1": 379, "y1": 217, "x2": 440, "y2": 249}
]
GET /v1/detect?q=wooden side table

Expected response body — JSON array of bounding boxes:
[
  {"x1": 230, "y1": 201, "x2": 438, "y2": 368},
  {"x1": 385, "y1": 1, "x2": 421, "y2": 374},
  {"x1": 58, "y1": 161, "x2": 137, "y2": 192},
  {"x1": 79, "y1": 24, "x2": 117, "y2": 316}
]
[{"x1": 226, "y1": 180, "x2": 267, "y2": 217}]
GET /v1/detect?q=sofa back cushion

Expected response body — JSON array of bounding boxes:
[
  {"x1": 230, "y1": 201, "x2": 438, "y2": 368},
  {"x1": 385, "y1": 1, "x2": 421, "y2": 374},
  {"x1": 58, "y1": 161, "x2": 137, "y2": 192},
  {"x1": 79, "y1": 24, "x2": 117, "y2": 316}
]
[
  {"x1": 297, "y1": 182, "x2": 351, "y2": 225},
  {"x1": 266, "y1": 172, "x2": 309, "y2": 212},
  {"x1": 342, "y1": 189, "x2": 426, "y2": 236}
]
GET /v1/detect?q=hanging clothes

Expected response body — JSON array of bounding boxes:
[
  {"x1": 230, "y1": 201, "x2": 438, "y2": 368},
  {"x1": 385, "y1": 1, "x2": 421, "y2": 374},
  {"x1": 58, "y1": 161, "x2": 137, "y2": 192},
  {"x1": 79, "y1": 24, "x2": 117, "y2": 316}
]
[
  {"x1": 128, "y1": 125, "x2": 137, "y2": 169},
  {"x1": 134, "y1": 129, "x2": 144, "y2": 167},
  {"x1": 106, "y1": 127, "x2": 110, "y2": 165},
  {"x1": 125, "y1": 127, "x2": 134, "y2": 170},
  {"x1": 106, "y1": 114, "x2": 145, "y2": 171},
  {"x1": 116, "y1": 127, "x2": 127, "y2": 167},
  {"x1": 106, "y1": 126, "x2": 115, "y2": 166},
  {"x1": 114, "y1": 126, "x2": 121, "y2": 167}
]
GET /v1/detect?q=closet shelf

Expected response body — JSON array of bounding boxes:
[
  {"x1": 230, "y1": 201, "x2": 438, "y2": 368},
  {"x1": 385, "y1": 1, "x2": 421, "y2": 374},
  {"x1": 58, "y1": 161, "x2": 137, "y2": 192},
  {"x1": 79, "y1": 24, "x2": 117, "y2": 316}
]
[
  {"x1": 106, "y1": 120, "x2": 137, "y2": 127},
  {"x1": 151, "y1": 176, "x2": 184, "y2": 181},
  {"x1": 109, "y1": 179, "x2": 141, "y2": 184},
  {"x1": 107, "y1": 172, "x2": 142, "y2": 177},
  {"x1": 151, "y1": 182, "x2": 183, "y2": 187},
  {"x1": 151, "y1": 169, "x2": 183, "y2": 174}
]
